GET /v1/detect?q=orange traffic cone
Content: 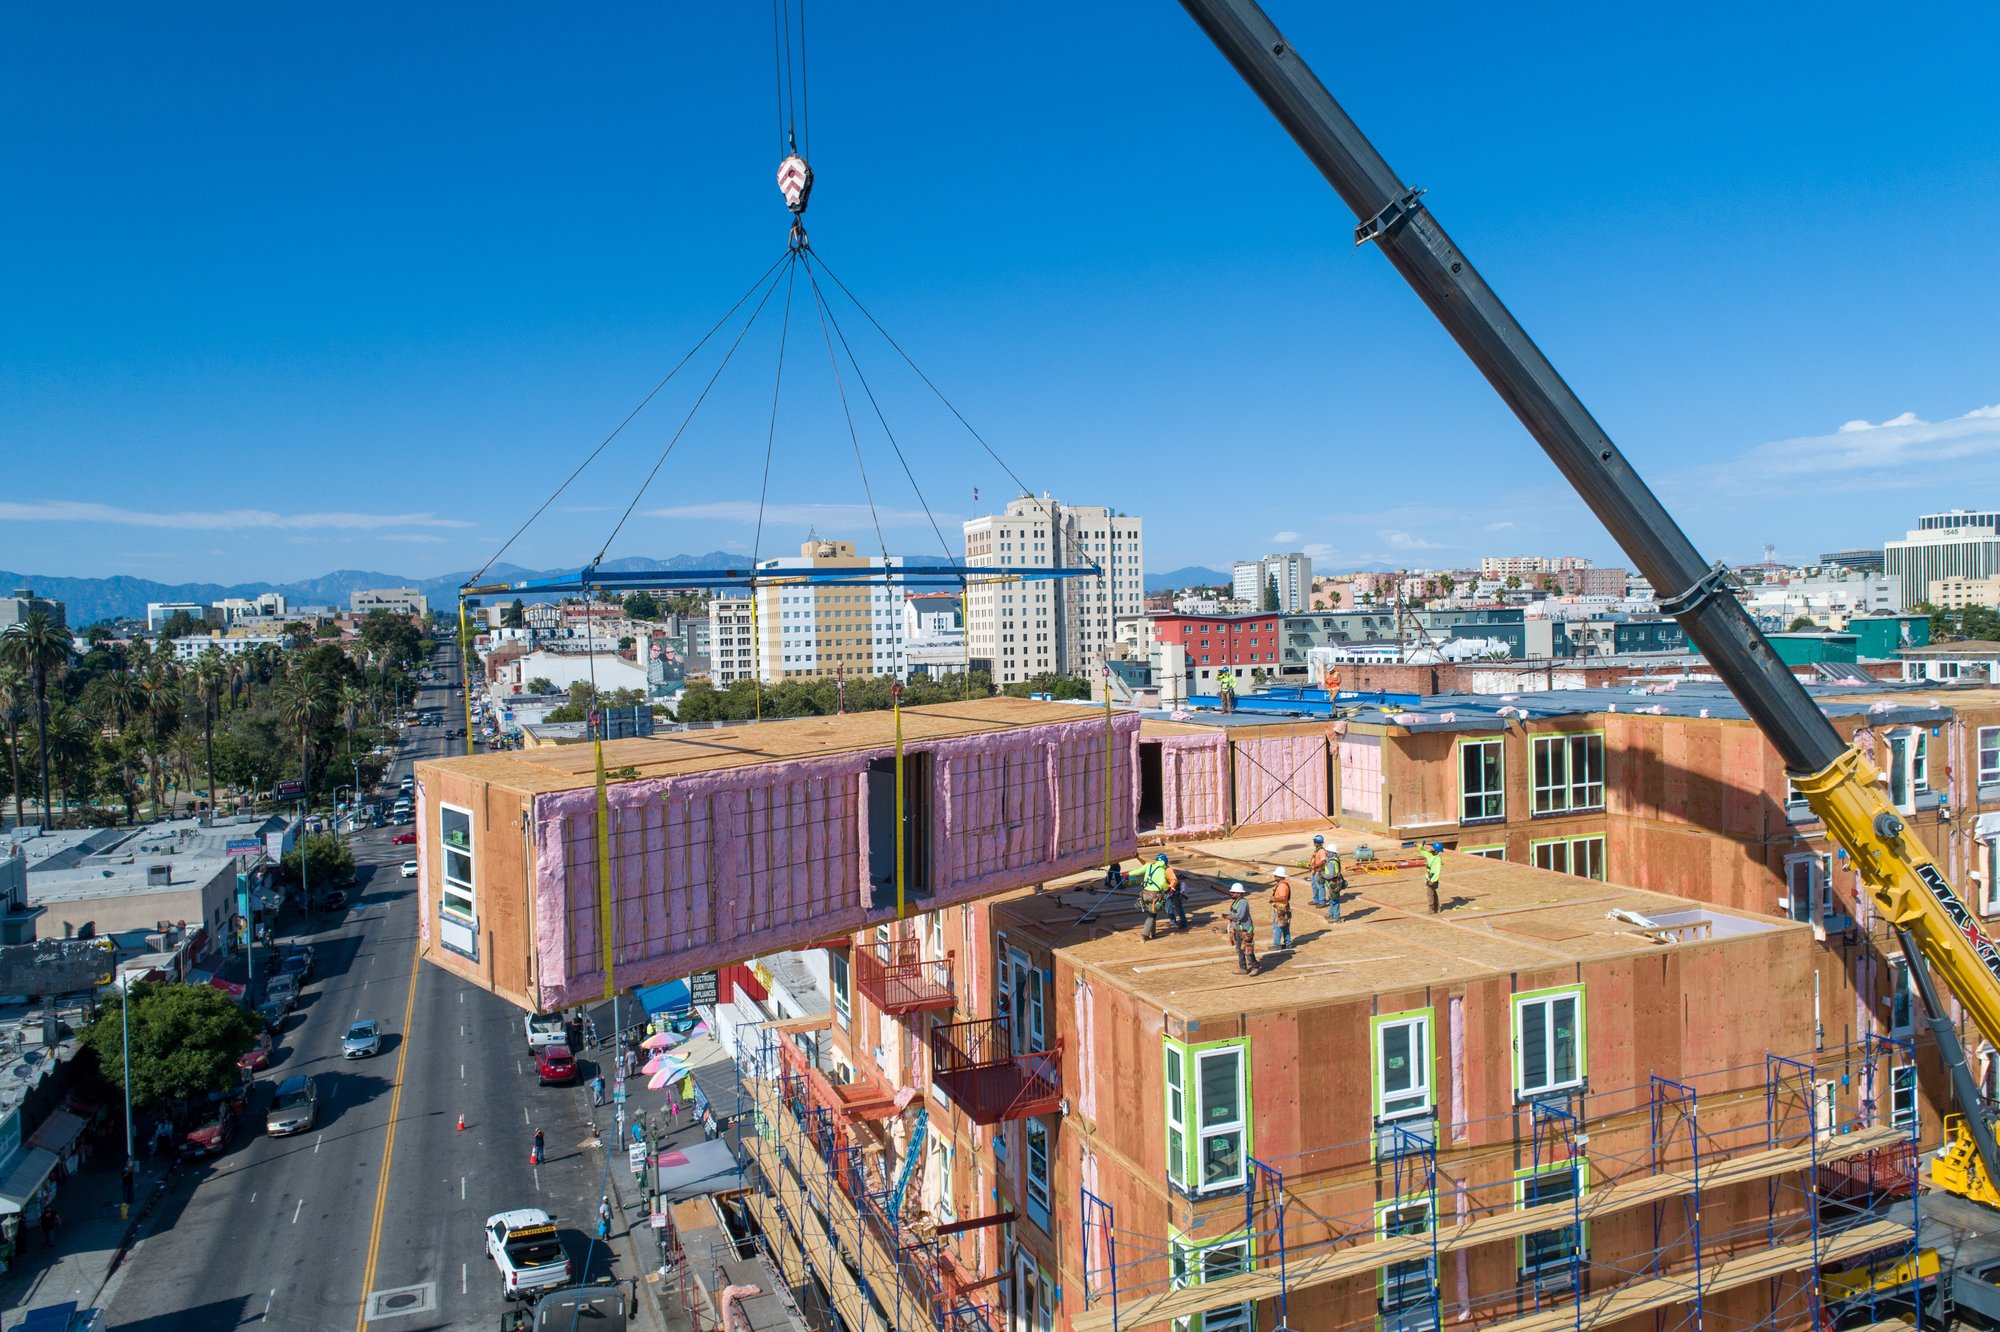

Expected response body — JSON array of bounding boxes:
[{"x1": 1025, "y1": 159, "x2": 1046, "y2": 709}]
[{"x1": 456, "y1": 1113, "x2": 466, "y2": 1131}]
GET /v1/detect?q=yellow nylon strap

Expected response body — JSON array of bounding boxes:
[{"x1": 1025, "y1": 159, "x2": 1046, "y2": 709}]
[{"x1": 595, "y1": 734, "x2": 613, "y2": 999}]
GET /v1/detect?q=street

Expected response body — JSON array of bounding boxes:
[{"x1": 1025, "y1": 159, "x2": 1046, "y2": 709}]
[{"x1": 100, "y1": 643, "x2": 636, "y2": 1331}]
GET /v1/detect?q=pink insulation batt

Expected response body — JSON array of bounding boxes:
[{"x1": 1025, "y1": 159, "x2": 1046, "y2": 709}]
[{"x1": 529, "y1": 712, "x2": 1140, "y2": 1009}]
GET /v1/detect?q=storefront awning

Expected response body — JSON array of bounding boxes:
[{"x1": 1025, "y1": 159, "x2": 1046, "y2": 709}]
[
  {"x1": 26, "y1": 1109, "x2": 86, "y2": 1159},
  {"x1": 0, "y1": 1146, "x2": 59, "y2": 1214}
]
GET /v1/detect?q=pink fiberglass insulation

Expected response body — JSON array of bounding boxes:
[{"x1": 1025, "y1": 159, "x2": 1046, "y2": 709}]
[
  {"x1": 530, "y1": 712, "x2": 1139, "y2": 1009},
  {"x1": 1153, "y1": 734, "x2": 1229, "y2": 836},
  {"x1": 1231, "y1": 732, "x2": 1329, "y2": 827}
]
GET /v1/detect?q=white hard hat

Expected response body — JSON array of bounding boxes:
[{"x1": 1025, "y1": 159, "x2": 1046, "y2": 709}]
[
  {"x1": 1229, "y1": 882, "x2": 1246, "y2": 895},
  {"x1": 1270, "y1": 866, "x2": 1289, "y2": 877},
  {"x1": 1328, "y1": 843, "x2": 1341, "y2": 853}
]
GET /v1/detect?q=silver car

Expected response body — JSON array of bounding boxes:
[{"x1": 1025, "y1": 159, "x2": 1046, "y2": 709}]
[
  {"x1": 266, "y1": 1075, "x2": 317, "y2": 1136},
  {"x1": 343, "y1": 1020, "x2": 381, "y2": 1059}
]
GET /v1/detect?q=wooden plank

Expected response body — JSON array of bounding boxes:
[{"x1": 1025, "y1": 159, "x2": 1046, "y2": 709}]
[
  {"x1": 742, "y1": 1180, "x2": 876, "y2": 1331},
  {"x1": 1070, "y1": 1124, "x2": 1907, "y2": 1331}
]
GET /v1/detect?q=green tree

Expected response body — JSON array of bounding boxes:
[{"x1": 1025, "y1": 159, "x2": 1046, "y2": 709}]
[
  {"x1": 621, "y1": 591, "x2": 659, "y2": 620},
  {"x1": 0, "y1": 609, "x2": 72, "y2": 822},
  {"x1": 502, "y1": 598, "x2": 528, "y2": 629},
  {"x1": 84, "y1": 981, "x2": 259, "y2": 1110},
  {"x1": 526, "y1": 677, "x2": 556, "y2": 694},
  {"x1": 273, "y1": 671, "x2": 334, "y2": 808},
  {"x1": 1505, "y1": 574, "x2": 1523, "y2": 590},
  {"x1": 1001, "y1": 672, "x2": 1093, "y2": 701},
  {"x1": 1261, "y1": 574, "x2": 1279, "y2": 613},
  {"x1": 1787, "y1": 615, "x2": 1818, "y2": 632},
  {"x1": 279, "y1": 831, "x2": 354, "y2": 888},
  {"x1": 0, "y1": 662, "x2": 25, "y2": 829}
]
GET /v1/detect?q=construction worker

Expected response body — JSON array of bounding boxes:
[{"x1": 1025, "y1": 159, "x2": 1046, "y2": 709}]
[
  {"x1": 1325, "y1": 841, "x2": 1345, "y2": 922},
  {"x1": 1216, "y1": 668, "x2": 1237, "y2": 713},
  {"x1": 1269, "y1": 866, "x2": 1293, "y2": 949},
  {"x1": 1309, "y1": 835, "x2": 1331, "y2": 908},
  {"x1": 1136, "y1": 863, "x2": 1164, "y2": 940},
  {"x1": 1226, "y1": 883, "x2": 1259, "y2": 974},
  {"x1": 1424, "y1": 842, "x2": 1444, "y2": 915},
  {"x1": 1145, "y1": 852, "x2": 1189, "y2": 933}
]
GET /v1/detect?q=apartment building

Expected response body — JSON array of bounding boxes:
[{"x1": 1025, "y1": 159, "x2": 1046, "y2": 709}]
[
  {"x1": 350, "y1": 586, "x2": 429, "y2": 618},
  {"x1": 706, "y1": 591, "x2": 757, "y2": 686},
  {"x1": 1885, "y1": 511, "x2": 2000, "y2": 608},
  {"x1": 964, "y1": 496, "x2": 1144, "y2": 686},
  {"x1": 0, "y1": 588, "x2": 66, "y2": 630},
  {"x1": 1929, "y1": 576, "x2": 2000, "y2": 610},
  {"x1": 746, "y1": 539, "x2": 911, "y2": 683},
  {"x1": 1230, "y1": 553, "x2": 1311, "y2": 613}
]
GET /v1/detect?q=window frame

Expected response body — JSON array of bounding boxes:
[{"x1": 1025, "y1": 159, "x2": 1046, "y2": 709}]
[
  {"x1": 829, "y1": 948, "x2": 850, "y2": 1028},
  {"x1": 1458, "y1": 738, "x2": 1505, "y2": 824},
  {"x1": 1530, "y1": 834, "x2": 1605, "y2": 881},
  {"x1": 1462, "y1": 844, "x2": 1505, "y2": 860},
  {"x1": 1372, "y1": 1008, "x2": 1434, "y2": 1124},
  {"x1": 1376, "y1": 1195, "x2": 1436, "y2": 1327},
  {"x1": 1888, "y1": 958, "x2": 1914, "y2": 1038},
  {"x1": 1024, "y1": 1116, "x2": 1052, "y2": 1232},
  {"x1": 439, "y1": 802, "x2": 476, "y2": 924},
  {"x1": 1513, "y1": 985, "x2": 1587, "y2": 1100},
  {"x1": 1164, "y1": 1043, "x2": 1188, "y2": 1191},
  {"x1": 1981, "y1": 727, "x2": 2000, "y2": 788},
  {"x1": 1890, "y1": 1064, "x2": 1918, "y2": 1131},
  {"x1": 1516, "y1": 1162, "x2": 1590, "y2": 1276},
  {"x1": 1164, "y1": 1037, "x2": 1252, "y2": 1196},
  {"x1": 1530, "y1": 732, "x2": 1606, "y2": 816},
  {"x1": 1167, "y1": 1228, "x2": 1255, "y2": 1332}
]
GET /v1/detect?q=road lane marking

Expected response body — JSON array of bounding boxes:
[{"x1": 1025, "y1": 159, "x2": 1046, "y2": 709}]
[
  {"x1": 523, "y1": 1106, "x2": 529, "y2": 1124},
  {"x1": 462, "y1": 1263, "x2": 467, "y2": 1296},
  {"x1": 293, "y1": 1198, "x2": 304, "y2": 1224},
  {"x1": 459, "y1": 1063, "x2": 464, "y2": 1080},
  {"x1": 265, "y1": 1289, "x2": 275, "y2": 1320},
  {"x1": 353, "y1": 927, "x2": 424, "y2": 1332},
  {"x1": 534, "y1": 1165, "x2": 540, "y2": 1193},
  {"x1": 460, "y1": 1176, "x2": 465, "y2": 1200}
]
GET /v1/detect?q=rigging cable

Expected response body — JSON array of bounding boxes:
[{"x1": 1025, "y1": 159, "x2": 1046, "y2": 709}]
[
  {"x1": 747, "y1": 258, "x2": 803, "y2": 723},
  {"x1": 466, "y1": 248, "x2": 793, "y2": 589}
]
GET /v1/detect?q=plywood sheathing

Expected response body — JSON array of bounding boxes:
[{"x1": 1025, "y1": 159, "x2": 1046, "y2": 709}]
[
  {"x1": 1000, "y1": 830, "x2": 1804, "y2": 1022},
  {"x1": 424, "y1": 698, "x2": 1144, "y2": 1010}
]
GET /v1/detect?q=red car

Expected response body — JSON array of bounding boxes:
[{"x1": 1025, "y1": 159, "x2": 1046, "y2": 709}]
[
  {"x1": 535, "y1": 1044, "x2": 577, "y2": 1086},
  {"x1": 391, "y1": 832, "x2": 417, "y2": 845},
  {"x1": 236, "y1": 1034, "x2": 274, "y2": 1072},
  {"x1": 180, "y1": 1105, "x2": 237, "y2": 1158}
]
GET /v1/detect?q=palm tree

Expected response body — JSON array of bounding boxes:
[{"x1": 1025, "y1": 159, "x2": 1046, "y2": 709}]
[
  {"x1": 101, "y1": 664, "x2": 145, "y2": 824},
  {"x1": 274, "y1": 673, "x2": 334, "y2": 907},
  {"x1": 0, "y1": 662, "x2": 26, "y2": 829},
  {"x1": 192, "y1": 649, "x2": 227, "y2": 813},
  {"x1": 139, "y1": 669, "x2": 182, "y2": 817},
  {"x1": 46, "y1": 705, "x2": 93, "y2": 820},
  {"x1": 0, "y1": 611, "x2": 72, "y2": 825}
]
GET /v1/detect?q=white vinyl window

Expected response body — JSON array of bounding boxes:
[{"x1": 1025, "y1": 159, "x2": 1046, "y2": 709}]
[
  {"x1": 1195, "y1": 1046, "x2": 1248, "y2": 1193},
  {"x1": 1009, "y1": 949, "x2": 1045, "y2": 1054},
  {"x1": 1983, "y1": 728, "x2": 2000, "y2": 787},
  {"x1": 1375, "y1": 1012, "x2": 1432, "y2": 1122},
  {"x1": 1520, "y1": 1168, "x2": 1585, "y2": 1273},
  {"x1": 1025, "y1": 1118, "x2": 1051, "y2": 1232},
  {"x1": 1379, "y1": 1200, "x2": 1435, "y2": 1332},
  {"x1": 1891, "y1": 1065, "x2": 1918, "y2": 1131},
  {"x1": 1515, "y1": 988, "x2": 1585, "y2": 1099},
  {"x1": 1198, "y1": 1243, "x2": 1251, "y2": 1332},
  {"x1": 1532, "y1": 835, "x2": 1605, "y2": 881},
  {"x1": 1531, "y1": 734, "x2": 1605, "y2": 815},
  {"x1": 440, "y1": 804, "x2": 475, "y2": 922},
  {"x1": 1165, "y1": 1045, "x2": 1188, "y2": 1190},
  {"x1": 829, "y1": 949, "x2": 850, "y2": 1027},
  {"x1": 1459, "y1": 739, "x2": 1504, "y2": 822},
  {"x1": 1889, "y1": 959, "x2": 1914, "y2": 1038}
]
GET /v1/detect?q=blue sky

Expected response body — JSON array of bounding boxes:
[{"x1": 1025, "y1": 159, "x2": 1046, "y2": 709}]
[{"x1": 4, "y1": 3, "x2": 1998, "y2": 585}]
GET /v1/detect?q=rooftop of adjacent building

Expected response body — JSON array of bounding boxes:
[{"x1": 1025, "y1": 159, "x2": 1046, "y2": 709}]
[
  {"x1": 993, "y1": 828, "x2": 1799, "y2": 1021},
  {"x1": 5, "y1": 813, "x2": 288, "y2": 902}
]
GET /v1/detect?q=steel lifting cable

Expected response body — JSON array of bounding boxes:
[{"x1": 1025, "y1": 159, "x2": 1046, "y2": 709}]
[
  {"x1": 747, "y1": 260, "x2": 802, "y2": 723},
  {"x1": 466, "y1": 249, "x2": 792, "y2": 591}
]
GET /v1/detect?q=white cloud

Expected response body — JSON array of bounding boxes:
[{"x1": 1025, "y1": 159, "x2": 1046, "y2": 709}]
[
  {"x1": 1271, "y1": 530, "x2": 1300, "y2": 544},
  {"x1": 0, "y1": 500, "x2": 473, "y2": 531},
  {"x1": 1301, "y1": 542, "x2": 1335, "y2": 561},
  {"x1": 1380, "y1": 530, "x2": 1445, "y2": 551},
  {"x1": 1485, "y1": 520, "x2": 1515, "y2": 531},
  {"x1": 1725, "y1": 404, "x2": 2000, "y2": 491},
  {"x1": 646, "y1": 501, "x2": 953, "y2": 530},
  {"x1": 381, "y1": 533, "x2": 449, "y2": 544}
]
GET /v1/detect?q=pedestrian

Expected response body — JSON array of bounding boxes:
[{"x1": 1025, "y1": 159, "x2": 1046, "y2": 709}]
[
  {"x1": 1217, "y1": 668, "x2": 1237, "y2": 714},
  {"x1": 531, "y1": 1127, "x2": 545, "y2": 1166},
  {"x1": 39, "y1": 1205, "x2": 57, "y2": 1248},
  {"x1": 591, "y1": 1074, "x2": 606, "y2": 1106},
  {"x1": 597, "y1": 1195, "x2": 613, "y2": 1239},
  {"x1": 668, "y1": 1093, "x2": 682, "y2": 1125},
  {"x1": 121, "y1": 1158, "x2": 137, "y2": 1206},
  {"x1": 1225, "y1": 883, "x2": 1259, "y2": 975},
  {"x1": 1423, "y1": 842, "x2": 1444, "y2": 915},
  {"x1": 1269, "y1": 867, "x2": 1293, "y2": 950}
]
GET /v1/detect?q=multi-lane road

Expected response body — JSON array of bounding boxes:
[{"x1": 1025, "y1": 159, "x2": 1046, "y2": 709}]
[{"x1": 102, "y1": 644, "x2": 636, "y2": 1331}]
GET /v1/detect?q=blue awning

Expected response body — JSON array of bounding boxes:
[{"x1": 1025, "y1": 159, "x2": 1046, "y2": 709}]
[{"x1": 634, "y1": 979, "x2": 691, "y2": 1016}]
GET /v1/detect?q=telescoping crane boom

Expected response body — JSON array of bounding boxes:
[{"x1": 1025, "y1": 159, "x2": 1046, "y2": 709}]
[{"x1": 1178, "y1": 0, "x2": 2000, "y2": 1198}]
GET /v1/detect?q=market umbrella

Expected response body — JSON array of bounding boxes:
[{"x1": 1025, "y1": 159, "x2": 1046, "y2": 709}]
[{"x1": 641, "y1": 1032, "x2": 674, "y2": 1050}]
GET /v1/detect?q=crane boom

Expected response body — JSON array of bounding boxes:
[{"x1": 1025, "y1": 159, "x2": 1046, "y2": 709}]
[{"x1": 1180, "y1": 0, "x2": 2000, "y2": 1190}]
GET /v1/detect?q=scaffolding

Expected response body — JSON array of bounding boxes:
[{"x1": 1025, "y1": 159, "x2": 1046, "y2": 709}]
[
  {"x1": 1074, "y1": 1041, "x2": 1922, "y2": 1332},
  {"x1": 729, "y1": 1020, "x2": 998, "y2": 1332}
]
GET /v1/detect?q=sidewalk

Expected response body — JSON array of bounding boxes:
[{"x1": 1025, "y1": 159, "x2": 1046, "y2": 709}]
[
  {"x1": 584, "y1": 1096, "x2": 674, "y2": 1332},
  {"x1": 0, "y1": 1150, "x2": 168, "y2": 1324}
]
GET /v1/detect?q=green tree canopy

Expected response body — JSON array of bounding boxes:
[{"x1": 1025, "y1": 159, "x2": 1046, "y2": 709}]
[
  {"x1": 621, "y1": 591, "x2": 659, "y2": 619},
  {"x1": 84, "y1": 981, "x2": 259, "y2": 1110},
  {"x1": 279, "y1": 831, "x2": 355, "y2": 887},
  {"x1": 1261, "y1": 574, "x2": 1279, "y2": 613},
  {"x1": 525, "y1": 676, "x2": 556, "y2": 694},
  {"x1": 1001, "y1": 673, "x2": 1093, "y2": 701}
]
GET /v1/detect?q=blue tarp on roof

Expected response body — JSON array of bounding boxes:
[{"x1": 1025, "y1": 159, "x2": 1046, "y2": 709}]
[{"x1": 634, "y1": 979, "x2": 691, "y2": 1015}]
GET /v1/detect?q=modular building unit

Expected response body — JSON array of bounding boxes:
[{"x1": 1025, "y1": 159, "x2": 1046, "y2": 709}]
[{"x1": 414, "y1": 697, "x2": 1140, "y2": 1012}]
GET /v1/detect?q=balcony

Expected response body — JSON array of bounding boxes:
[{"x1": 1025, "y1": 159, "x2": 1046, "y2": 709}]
[
  {"x1": 773, "y1": 1017, "x2": 902, "y2": 1123},
  {"x1": 929, "y1": 1017, "x2": 1063, "y2": 1124},
  {"x1": 855, "y1": 939, "x2": 957, "y2": 1015}
]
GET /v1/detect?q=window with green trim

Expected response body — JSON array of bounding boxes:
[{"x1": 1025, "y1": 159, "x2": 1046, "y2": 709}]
[
  {"x1": 1165, "y1": 1045, "x2": 1188, "y2": 1190},
  {"x1": 440, "y1": 804, "x2": 475, "y2": 922},
  {"x1": 1531, "y1": 733, "x2": 1604, "y2": 814},
  {"x1": 1168, "y1": 1232, "x2": 1253, "y2": 1332},
  {"x1": 1197, "y1": 1046, "x2": 1247, "y2": 1191},
  {"x1": 1531, "y1": 834, "x2": 1604, "y2": 881},
  {"x1": 1378, "y1": 1199, "x2": 1434, "y2": 1331},
  {"x1": 1025, "y1": 1117, "x2": 1051, "y2": 1231},
  {"x1": 1460, "y1": 739, "x2": 1504, "y2": 822},
  {"x1": 1514, "y1": 987, "x2": 1584, "y2": 1098},
  {"x1": 1374, "y1": 1011, "x2": 1432, "y2": 1122},
  {"x1": 1519, "y1": 1166, "x2": 1585, "y2": 1274}
]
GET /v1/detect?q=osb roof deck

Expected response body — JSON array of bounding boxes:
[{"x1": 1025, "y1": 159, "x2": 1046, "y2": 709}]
[
  {"x1": 418, "y1": 696, "x2": 1098, "y2": 795},
  {"x1": 995, "y1": 828, "x2": 1805, "y2": 1021}
]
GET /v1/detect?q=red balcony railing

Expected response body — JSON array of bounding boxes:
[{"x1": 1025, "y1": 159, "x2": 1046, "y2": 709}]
[
  {"x1": 929, "y1": 1017, "x2": 1062, "y2": 1124},
  {"x1": 855, "y1": 939, "x2": 957, "y2": 1015},
  {"x1": 774, "y1": 1019, "x2": 901, "y2": 1122}
]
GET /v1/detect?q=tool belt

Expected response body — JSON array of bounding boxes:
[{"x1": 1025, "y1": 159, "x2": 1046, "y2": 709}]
[{"x1": 1139, "y1": 890, "x2": 1163, "y2": 914}]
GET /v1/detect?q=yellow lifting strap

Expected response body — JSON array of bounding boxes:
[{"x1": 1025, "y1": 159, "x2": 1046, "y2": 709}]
[
  {"x1": 456, "y1": 597, "x2": 475, "y2": 757},
  {"x1": 595, "y1": 731, "x2": 614, "y2": 1000},
  {"x1": 750, "y1": 579, "x2": 762, "y2": 723}
]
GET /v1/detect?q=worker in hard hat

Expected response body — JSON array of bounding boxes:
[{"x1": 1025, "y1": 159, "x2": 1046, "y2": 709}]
[
  {"x1": 1308, "y1": 834, "x2": 1331, "y2": 909},
  {"x1": 1225, "y1": 883, "x2": 1259, "y2": 975},
  {"x1": 1217, "y1": 667, "x2": 1237, "y2": 714},
  {"x1": 1423, "y1": 842, "x2": 1444, "y2": 915},
  {"x1": 1137, "y1": 854, "x2": 1169, "y2": 940},
  {"x1": 1146, "y1": 852, "x2": 1188, "y2": 932},
  {"x1": 1269, "y1": 867, "x2": 1293, "y2": 949}
]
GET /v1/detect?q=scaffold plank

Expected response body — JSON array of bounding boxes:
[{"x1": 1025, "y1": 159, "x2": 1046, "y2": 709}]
[
  {"x1": 742, "y1": 1180, "x2": 876, "y2": 1332},
  {"x1": 1072, "y1": 1124, "x2": 1907, "y2": 1331}
]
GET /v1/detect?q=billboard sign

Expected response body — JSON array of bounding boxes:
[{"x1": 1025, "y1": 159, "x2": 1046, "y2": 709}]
[
  {"x1": 275, "y1": 778, "x2": 305, "y2": 799},
  {"x1": 225, "y1": 838, "x2": 262, "y2": 857}
]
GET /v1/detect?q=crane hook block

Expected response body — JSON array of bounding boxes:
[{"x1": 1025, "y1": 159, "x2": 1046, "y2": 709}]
[{"x1": 777, "y1": 154, "x2": 814, "y2": 216}]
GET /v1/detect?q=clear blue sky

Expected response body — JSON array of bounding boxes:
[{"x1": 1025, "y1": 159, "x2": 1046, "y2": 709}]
[{"x1": 5, "y1": 3, "x2": 1998, "y2": 585}]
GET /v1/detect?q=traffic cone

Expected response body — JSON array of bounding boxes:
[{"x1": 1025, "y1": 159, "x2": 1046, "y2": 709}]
[{"x1": 456, "y1": 1113, "x2": 466, "y2": 1131}]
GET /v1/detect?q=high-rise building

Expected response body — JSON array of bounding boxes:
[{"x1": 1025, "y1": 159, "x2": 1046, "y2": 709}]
[
  {"x1": 754, "y1": 539, "x2": 909, "y2": 684},
  {"x1": 963, "y1": 495, "x2": 1144, "y2": 686},
  {"x1": 0, "y1": 588, "x2": 65, "y2": 631},
  {"x1": 1231, "y1": 552, "x2": 1312, "y2": 613},
  {"x1": 350, "y1": 587, "x2": 429, "y2": 618},
  {"x1": 706, "y1": 592, "x2": 756, "y2": 685},
  {"x1": 1885, "y1": 512, "x2": 2000, "y2": 608}
]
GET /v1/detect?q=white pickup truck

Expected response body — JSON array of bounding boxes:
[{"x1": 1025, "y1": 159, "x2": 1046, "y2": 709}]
[
  {"x1": 485, "y1": 1209, "x2": 572, "y2": 1302},
  {"x1": 524, "y1": 1012, "x2": 567, "y2": 1052}
]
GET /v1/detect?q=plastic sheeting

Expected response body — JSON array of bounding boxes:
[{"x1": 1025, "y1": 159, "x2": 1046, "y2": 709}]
[{"x1": 529, "y1": 712, "x2": 1139, "y2": 1009}]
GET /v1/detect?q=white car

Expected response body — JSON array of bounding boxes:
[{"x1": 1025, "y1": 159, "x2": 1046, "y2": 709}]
[
  {"x1": 400, "y1": 860, "x2": 418, "y2": 878},
  {"x1": 343, "y1": 1020, "x2": 382, "y2": 1058},
  {"x1": 486, "y1": 1209, "x2": 572, "y2": 1302}
]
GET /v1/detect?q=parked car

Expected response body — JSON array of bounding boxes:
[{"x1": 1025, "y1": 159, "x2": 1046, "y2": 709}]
[
  {"x1": 254, "y1": 999, "x2": 290, "y2": 1029},
  {"x1": 266, "y1": 974, "x2": 299, "y2": 1007},
  {"x1": 284, "y1": 943, "x2": 315, "y2": 977},
  {"x1": 486, "y1": 1209, "x2": 572, "y2": 1302},
  {"x1": 180, "y1": 1105, "x2": 237, "y2": 1158},
  {"x1": 266, "y1": 1075, "x2": 318, "y2": 1136},
  {"x1": 523, "y1": 1012, "x2": 566, "y2": 1052},
  {"x1": 400, "y1": 861, "x2": 418, "y2": 879},
  {"x1": 391, "y1": 832, "x2": 416, "y2": 845},
  {"x1": 343, "y1": 1020, "x2": 382, "y2": 1058},
  {"x1": 274, "y1": 956, "x2": 310, "y2": 986},
  {"x1": 535, "y1": 1044, "x2": 577, "y2": 1085},
  {"x1": 323, "y1": 888, "x2": 349, "y2": 910},
  {"x1": 236, "y1": 1033, "x2": 274, "y2": 1073}
]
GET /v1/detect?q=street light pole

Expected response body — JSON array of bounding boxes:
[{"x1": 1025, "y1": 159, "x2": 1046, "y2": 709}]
[{"x1": 118, "y1": 969, "x2": 134, "y2": 1165}]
